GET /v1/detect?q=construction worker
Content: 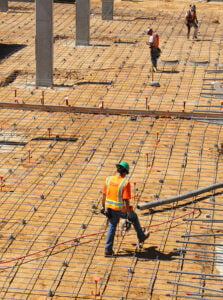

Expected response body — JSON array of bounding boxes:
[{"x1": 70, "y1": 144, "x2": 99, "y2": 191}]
[
  {"x1": 101, "y1": 162, "x2": 149, "y2": 257},
  {"x1": 185, "y1": 4, "x2": 198, "y2": 39},
  {"x1": 147, "y1": 28, "x2": 161, "y2": 72}
]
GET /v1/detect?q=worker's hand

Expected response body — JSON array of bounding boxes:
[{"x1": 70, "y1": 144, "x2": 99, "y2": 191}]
[
  {"x1": 100, "y1": 207, "x2": 112, "y2": 219},
  {"x1": 100, "y1": 207, "x2": 105, "y2": 215},
  {"x1": 121, "y1": 219, "x2": 132, "y2": 234}
]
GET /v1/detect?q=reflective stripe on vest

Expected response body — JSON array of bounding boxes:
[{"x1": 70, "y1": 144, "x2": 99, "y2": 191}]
[{"x1": 105, "y1": 176, "x2": 127, "y2": 210}]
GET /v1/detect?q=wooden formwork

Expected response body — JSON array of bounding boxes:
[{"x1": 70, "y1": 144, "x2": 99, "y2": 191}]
[{"x1": 0, "y1": 0, "x2": 223, "y2": 299}]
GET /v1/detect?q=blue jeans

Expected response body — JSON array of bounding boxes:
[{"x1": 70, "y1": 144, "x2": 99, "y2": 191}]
[
  {"x1": 105, "y1": 209, "x2": 145, "y2": 253},
  {"x1": 150, "y1": 48, "x2": 159, "y2": 68}
]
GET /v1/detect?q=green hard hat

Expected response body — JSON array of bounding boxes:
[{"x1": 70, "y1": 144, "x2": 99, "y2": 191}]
[{"x1": 116, "y1": 161, "x2": 129, "y2": 174}]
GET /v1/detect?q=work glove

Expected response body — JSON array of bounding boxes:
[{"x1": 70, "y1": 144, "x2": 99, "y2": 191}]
[
  {"x1": 100, "y1": 207, "x2": 106, "y2": 215},
  {"x1": 120, "y1": 219, "x2": 132, "y2": 234},
  {"x1": 100, "y1": 207, "x2": 112, "y2": 219},
  {"x1": 127, "y1": 210, "x2": 136, "y2": 222}
]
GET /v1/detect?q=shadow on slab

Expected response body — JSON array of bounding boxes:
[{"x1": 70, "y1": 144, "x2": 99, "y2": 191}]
[
  {"x1": 160, "y1": 70, "x2": 180, "y2": 74},
  {"x1": 195, "y1": 39, "x2": 213, "y2": 42},
  {"x1": 89, "y1": 43, "x2": 110, "y2": 47},
  {"x1": 0, "y1": 44, "x2": 26, "y2": 61},
  {"x1": 117, "y1": 246, "x2": 180, "y2": 260}
]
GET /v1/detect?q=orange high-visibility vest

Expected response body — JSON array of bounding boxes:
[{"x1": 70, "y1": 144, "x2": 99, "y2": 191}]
[
  {"x1": 150, "y1": 33, "x2": 159, "y2": 48},
  {"x1": 186, "y1": 10, "x2": 197, "y2": 23},
  {"x1": 104, "y1": 176, "x2": 130, "y2": 210}
]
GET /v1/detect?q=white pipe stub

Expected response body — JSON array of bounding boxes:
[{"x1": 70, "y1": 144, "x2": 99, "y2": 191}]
[{"x1": 150, "y1": 81, "x2": 160, "y2": 87}]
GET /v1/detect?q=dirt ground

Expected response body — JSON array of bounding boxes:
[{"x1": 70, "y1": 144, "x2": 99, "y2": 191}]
[{"x1": 0, "y1": 0, "x2": 223, "y2": 299}]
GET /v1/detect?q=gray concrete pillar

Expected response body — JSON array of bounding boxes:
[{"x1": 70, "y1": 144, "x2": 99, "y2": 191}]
[
  {"x1": 0, "y1": 0, "x2": 8, "y2": 12},
  {"x1": 76, "y1": 0, "x2": 90, "y2": 46},
  {"x1": 102, "y1": 0, "x2": 113, "y2": 20},
  {"x1": 35, "y1": 0, "x2": 53, "y2": 87}
]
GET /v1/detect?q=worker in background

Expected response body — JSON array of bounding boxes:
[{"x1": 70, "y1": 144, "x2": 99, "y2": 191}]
[
  {"x1": 147, "y1": 27, "x2": 161, "y2": 72},
  {"x1": 101, "y1": 161, "x2": 149, "y2": 257},
  {"x1": 185, "y1": 4, "x2": 198, "y2": 39}
]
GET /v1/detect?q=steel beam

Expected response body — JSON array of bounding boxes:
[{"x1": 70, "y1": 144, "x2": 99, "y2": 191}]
[
  {"x1": 167, "y1": 280, "x2": 223, "y2": 294},
  {"x1": 183, "y1": 219, "x2": 223, "y2": 223},
  {"x1": 176, "y1": 240, "x2": 223, "y2": 246},
  {"x1": 1, "y1": 102, "x2": 223, "y2": 121},
  {"x1": 169, "y1": 270, "x2": 223, "y2": 277}
]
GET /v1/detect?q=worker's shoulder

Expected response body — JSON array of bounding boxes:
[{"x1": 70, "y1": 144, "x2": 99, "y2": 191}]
[
  {"x1": 123, "y1": 178, "x2": 130, "y2": 186},
  {"x1": 105, "y1": 175, "x2": 113, "y2": 182}
]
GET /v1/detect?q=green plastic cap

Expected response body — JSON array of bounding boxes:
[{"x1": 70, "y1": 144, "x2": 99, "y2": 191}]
[{"x1": 117, "y1": 161, "x2": 129, "y2": 174}]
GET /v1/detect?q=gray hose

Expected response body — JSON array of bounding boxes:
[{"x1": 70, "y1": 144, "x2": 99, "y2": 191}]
[{"x1": 137, "y1": 182, "x2": 223, "y2": 210}]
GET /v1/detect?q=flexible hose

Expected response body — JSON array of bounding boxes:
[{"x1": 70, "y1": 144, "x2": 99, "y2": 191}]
[{"x1": 0, "y1": 209, "x2": 196, "y2": 265}]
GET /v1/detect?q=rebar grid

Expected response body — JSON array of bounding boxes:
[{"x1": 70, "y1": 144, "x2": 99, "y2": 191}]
[
  {"x1": 0, "y1": 109, "x2": 222, "y2": 299},
  {"x1": 0, "y1": 2, "x2": 221, "y2": 113}
]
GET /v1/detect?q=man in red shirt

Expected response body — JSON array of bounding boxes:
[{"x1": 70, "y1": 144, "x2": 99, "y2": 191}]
[{"x1": 102, "y1": 162, "x2": 149, "y2": 256}]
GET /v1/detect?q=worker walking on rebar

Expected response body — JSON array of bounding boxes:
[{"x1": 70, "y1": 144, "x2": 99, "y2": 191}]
[
  {"x1": 101, "y1": 162, "x2": 149, "y2": 257},
  {"x1": 147, "y1": 28, "x2": 161, "y2": 73},
  {"x1": 185, "y1": 4, "x2": 198, "y2": 39}
]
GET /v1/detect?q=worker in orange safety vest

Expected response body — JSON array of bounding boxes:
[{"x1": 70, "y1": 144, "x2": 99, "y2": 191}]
[
  {"x1": 101, "y1": 162, "x2": 149, "y2": 257},
  {"x1": 185, "y1": 4, "x2": 198, "y2": 39},
  {"x1": 147, "y1": 28, "x2": 161, "y2": 73}
]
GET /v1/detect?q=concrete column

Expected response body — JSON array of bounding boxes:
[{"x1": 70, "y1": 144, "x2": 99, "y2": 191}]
[
  {"x1": 0, "y1": 0, "x2": 8, "y2": 12},
  {"x1": 35, "y1": 0, "x2": 53, "y2": 87},
  {"x1": 102, "y1": 0, "x2": 113, "y2": 20},
  {"x1": 76, "y1": 0, "x2": 90, "y2": 46}
]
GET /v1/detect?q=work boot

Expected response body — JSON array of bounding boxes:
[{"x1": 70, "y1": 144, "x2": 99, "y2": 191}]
[
  {"x1": 139, "y1": 231, "x2": 150, "y2": 243},
  {"x1": 137, "y1": 232, "x2": 150, "y2": 249},
  {"x1": 104, "y1": 250, "x2": 114, "y2": 257}
]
